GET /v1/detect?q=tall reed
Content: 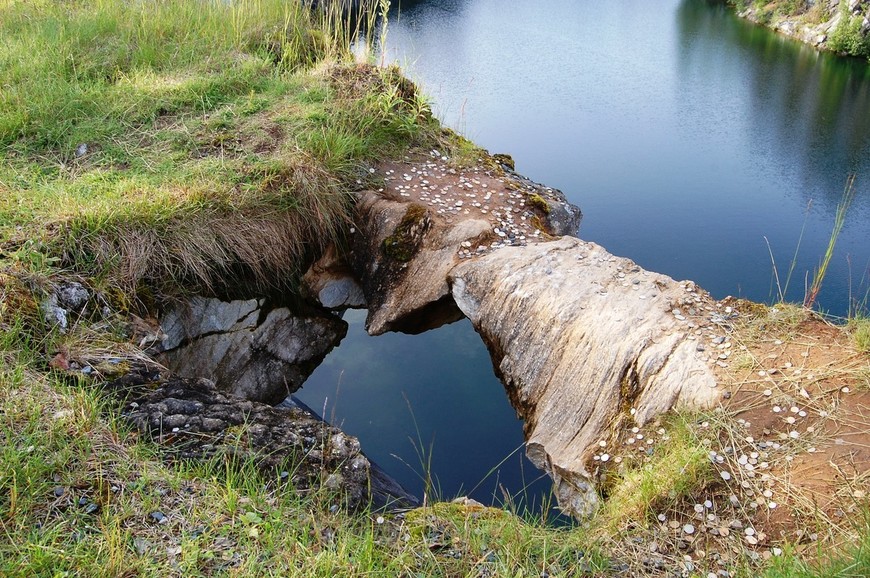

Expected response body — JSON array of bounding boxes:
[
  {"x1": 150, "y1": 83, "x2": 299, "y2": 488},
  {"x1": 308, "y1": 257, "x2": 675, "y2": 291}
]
[{"x1": 804, "y1": 175, "x2": 857, "y2": 308}]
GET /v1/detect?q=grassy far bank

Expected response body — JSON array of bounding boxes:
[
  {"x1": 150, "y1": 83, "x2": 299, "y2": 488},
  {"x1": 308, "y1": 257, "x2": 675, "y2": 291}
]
[{"x1": 0, "y1": 0, "x2": 869, "y2": 576}]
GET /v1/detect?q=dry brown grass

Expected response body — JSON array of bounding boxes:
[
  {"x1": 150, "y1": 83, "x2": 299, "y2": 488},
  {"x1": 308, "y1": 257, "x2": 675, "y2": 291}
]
[{"x1": 58, "y1": 164, "x2": 353, "y2": 299}]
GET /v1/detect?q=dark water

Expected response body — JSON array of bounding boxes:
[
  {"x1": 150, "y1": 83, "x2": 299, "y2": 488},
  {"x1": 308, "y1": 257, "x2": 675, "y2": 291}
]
[
  {"x1": 295, "y1": 310, "x2": 553, "y2": 512},
  {"x1": 297, "y1": 0, "x2": 870, "y2": 510}
]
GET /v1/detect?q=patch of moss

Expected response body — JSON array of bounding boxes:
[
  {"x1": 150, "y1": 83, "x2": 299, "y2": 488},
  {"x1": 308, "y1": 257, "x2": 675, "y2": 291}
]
[
  {"x1": 525, "y1": 192, "x2": 551, "y2": 215},
  {"x1": 382, "y1": 204, "x2": 429, "y2": 262},
  {"x1": 732, "y1": 298, "x2": 770, "y2": 320},
  {"x1": 529, "y1": 214, "x2": 554, "y2": 239},
  {"x1": 491, "y1": 153, "x2": 515, "y2": 171}
]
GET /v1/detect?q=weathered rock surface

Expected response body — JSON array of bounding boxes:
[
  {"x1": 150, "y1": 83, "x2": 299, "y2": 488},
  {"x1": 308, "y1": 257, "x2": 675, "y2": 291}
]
[
  {"x1": 109, "y1": 368, "x2": 418, "y2": 510},
  {"x1": 351, "y1": 192, "x2": 488, "y2": 334},
  {"x1": 40, "y1": 280, "x2": 94, "y2": 333},
  {"x1": 351, "y1": 155, "x2": 581, "y2": 335},
  {"x1": 350, "y1": 155, "x2": 721, "y2": 517},
  {"x1": 158, "y1": 296, "x2": 346, "y2": 404},
  {"x1": 449, "y1": 237, "x2": 722, "y2": 517}
]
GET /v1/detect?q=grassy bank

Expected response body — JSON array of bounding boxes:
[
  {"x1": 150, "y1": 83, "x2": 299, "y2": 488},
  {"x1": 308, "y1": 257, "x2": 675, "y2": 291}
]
[
  {"x1": 0, "y1": 0, "x2": 436, "y2": 299},
  {"x1": 1, "y1": 1, "x2": 869, "y2": 576}
]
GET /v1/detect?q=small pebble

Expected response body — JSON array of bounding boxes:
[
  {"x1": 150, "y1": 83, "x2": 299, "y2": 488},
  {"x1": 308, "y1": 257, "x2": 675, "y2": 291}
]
[{"x1": 683, "y1": 524, "x2": 695, "y2": 535}]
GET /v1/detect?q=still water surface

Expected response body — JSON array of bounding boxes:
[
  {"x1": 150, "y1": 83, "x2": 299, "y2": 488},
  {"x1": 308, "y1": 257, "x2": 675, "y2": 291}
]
[{"x1": 297, "y1": 0, "x2": 870, "y2": 510}]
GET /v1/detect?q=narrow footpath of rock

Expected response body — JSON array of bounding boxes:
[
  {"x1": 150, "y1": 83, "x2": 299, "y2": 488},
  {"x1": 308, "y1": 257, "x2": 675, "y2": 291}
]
[{"x1": 347, "y1": 150, "x2": 728, "y2": 517}]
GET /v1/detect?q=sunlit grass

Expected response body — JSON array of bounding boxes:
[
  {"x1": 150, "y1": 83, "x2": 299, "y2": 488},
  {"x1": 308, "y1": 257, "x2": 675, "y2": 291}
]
[{"x1": 0, "y1": 0, "x2": 439, "y2": 299}]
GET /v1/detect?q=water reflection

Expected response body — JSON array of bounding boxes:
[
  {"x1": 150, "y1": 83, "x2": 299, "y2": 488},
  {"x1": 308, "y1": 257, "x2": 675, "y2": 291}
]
[
  {"x1": 677, "y1": 0, "x2": 870, "y2": 213},
  {"x1": 295, "y1": 309, "x2": 556, "y2": 515}
]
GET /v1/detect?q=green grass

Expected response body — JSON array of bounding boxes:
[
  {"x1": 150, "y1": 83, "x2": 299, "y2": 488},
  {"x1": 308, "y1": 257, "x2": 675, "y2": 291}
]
[
  {"x1": 0, "y1": 2, "x2": 614, "y2": 576},
  {"x1": 828, "y1": 0, "x2": 870, "y2": 58},
  {"x1": 728, "y1": 0, "x2": 870, "y2": 60},
  {"x1": 850, "y1": 317, "x2": 870, "y2": 353},
  {"x1": 0, "y1": 0, "x2": 438, "y2": 299},
  {"x1": 763, "y1": 522, "x2": 870, "y2": 577},
  {"x1": 593, "y1": 413, "x2": 713, "y2": 534},
  {"x1": 0, "y1": 329, "x2": 616, "y2": 576},
  {"x1": 2, "y1": 1, "x2": 868, "y2": 576}
]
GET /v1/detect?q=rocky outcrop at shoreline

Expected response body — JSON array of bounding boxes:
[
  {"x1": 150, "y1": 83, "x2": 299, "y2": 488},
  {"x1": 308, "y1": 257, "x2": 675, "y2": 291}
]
[
  {"x1": 156, "y1": 297, "x2": 346, "y2": 404},
  {"x1": 450, "y1": 238, "x2": 723, "y2": 517},
  {"x1": 127, "y1": 150, "x2": 726, "y2": 518},
  {"x1": 346, "y1": 153, "x2": 722, "y2": 517},
  {"x1": 733, "y1": 0, "x2": 870, "y2": 55}
]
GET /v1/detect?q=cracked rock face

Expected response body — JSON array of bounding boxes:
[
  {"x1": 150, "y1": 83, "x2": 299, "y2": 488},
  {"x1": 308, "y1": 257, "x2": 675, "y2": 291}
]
[
  {"x1": 110, "y1": 370, "x2": 417, "y2": 510},
  {"x1": 158, "y1": 297, "x2": 346, "y2": 404},
  {"x1": 449, "y1": 237, "x2": 721, "y2": 518}
]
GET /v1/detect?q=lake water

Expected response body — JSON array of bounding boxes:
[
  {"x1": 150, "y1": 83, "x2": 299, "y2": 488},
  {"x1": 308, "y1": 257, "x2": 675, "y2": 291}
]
[{"x1": 296, "y1": 0, "x2": 870, "y2": 512}]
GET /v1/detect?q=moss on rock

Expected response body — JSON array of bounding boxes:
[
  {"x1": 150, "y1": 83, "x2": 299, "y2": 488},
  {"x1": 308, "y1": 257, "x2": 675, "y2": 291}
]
[{"x1": 381, "y1": 203, "x2": 430, "y2": 262}]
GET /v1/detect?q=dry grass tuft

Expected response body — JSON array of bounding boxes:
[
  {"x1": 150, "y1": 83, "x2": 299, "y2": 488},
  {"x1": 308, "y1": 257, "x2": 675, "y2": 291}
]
[{"x1": 57, "y1": 165, "x2": 352, "y2": 299}]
